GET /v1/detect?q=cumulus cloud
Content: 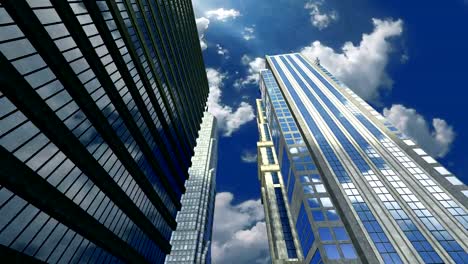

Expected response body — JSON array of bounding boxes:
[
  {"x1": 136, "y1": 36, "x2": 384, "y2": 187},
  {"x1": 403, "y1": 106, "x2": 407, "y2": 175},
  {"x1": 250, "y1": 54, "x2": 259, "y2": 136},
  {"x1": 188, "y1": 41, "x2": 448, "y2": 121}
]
[
  {"x1": 196, "y1": 17, "x2": 210, "y2": 50},
  {"x1": 242, "y1": 26, "x2": 256, "y2": 41},
  {"x1": 301, "y1": 18, "x2": 403, "y2": 101},
  {"x1": 383, "y1": 104, "x2": 455, "y2": 157},
  {"x1": 206, "y1": 68, "x2": 255, "y2": 136},
  {"x1": 241, "y1": 150, "x2": 258, "y2": 163},
  {"x1": 234, "y1": 55, "x2": 266, "y2": 89},
  {"x1": 212, "y1": 192, "x2": 269, "y2": 264},
  {"x1": 305, "y1": 0, "x2": 338, "y2": 30},
  {"x1": 206, "y1": 8, "x2": 241, "y2": 21}
]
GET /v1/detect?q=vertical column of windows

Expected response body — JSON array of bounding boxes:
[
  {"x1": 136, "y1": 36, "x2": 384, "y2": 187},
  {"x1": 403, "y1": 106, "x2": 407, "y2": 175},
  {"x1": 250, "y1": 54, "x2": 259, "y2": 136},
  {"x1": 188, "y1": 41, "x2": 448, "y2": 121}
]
[
  {"x1": 166, "y1": 113, "x2": 217, "y2": 263},
  {"x1": 261, "y1": 69, "x2": 358, "y2": 262},
  {"x1": 168, "y1": 0, "x2": 206, "y2": 114},
  {"x1": 299, "y1": 54, "x2": 468, "y2": 232},
  {"x1": 70, "y1": 0, "x2": 184, "y2": 197},
  {"x1": 287, "y1": 55, "x2": 450, "y2": 263},
  {"x1": 293, "y1": 54, "x2": 467, "y2": 263},
  {"x1": 141, "y1": 0, "x2": 198, "y2": 142},
  {"x1": 126, "y1": 0, "x2": 192, "y2": 149},
  {"x1": 25, "y1": 1, "x2": 176, "y2": 223},
  {"x1": 275, "y1": 188, "x2": 298, "y2": 259},
  {"x1": 271, "y1": 57, "x2": 402, "y2": 263},
  {"x1": 89, "y1": 0, "x2": 188, "y2": 186},
  {"x1": 104, "y1": 0, "x2": 188, "y2": 163},
  {"x1": 66, "y1": 0, "x2": 182, "y2": 209},
  {"x1": 296, "y1": 204, "x2": 314, "y2": 258}
]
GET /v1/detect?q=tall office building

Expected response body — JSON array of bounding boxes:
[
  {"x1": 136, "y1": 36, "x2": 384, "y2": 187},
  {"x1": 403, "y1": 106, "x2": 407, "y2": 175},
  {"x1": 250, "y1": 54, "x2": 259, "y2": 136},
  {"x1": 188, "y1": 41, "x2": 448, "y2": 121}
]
[
  {"x1": 257, "y1": 53, "x2": 468, "y2": 263},
  {"x1": 165, "y1": 111, "x2": 217, "y2": 264},
  {"x1": 0, "y1": 0, "x2": 208, "y2": 263}
]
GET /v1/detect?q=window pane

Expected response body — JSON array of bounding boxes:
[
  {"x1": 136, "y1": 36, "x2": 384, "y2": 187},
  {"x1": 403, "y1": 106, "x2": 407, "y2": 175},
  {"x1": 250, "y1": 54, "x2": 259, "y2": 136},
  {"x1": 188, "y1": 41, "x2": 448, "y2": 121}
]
[
  {"x1": 341, "y1": 244, "x2": 357, "y2": 259},
  {"x1": 308, "y1": 198, "x2": 320, "y2": 208},
  {"x1": 318, "y1": 227, "x2": 332, "y2": 241},
  {"x1": 324, "y1": 244, "x2": 340, "y2": 259},
  {"x1": 333, "y1": 227, "x2": 349, "y2": 240}
]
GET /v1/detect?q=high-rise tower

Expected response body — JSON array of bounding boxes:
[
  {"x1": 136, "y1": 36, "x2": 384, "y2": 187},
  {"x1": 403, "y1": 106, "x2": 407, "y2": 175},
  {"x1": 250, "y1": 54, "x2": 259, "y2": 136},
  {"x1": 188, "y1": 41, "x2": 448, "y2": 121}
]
[
  {"x1": 0, "y1": 0, "x2": 208, "y2": 262},
  {"x1": 257, "y1": 53, "x2": 468, "y2": 263},
  {"x1": 165, "y1": 111, "x2": 218, "y2": 264}
]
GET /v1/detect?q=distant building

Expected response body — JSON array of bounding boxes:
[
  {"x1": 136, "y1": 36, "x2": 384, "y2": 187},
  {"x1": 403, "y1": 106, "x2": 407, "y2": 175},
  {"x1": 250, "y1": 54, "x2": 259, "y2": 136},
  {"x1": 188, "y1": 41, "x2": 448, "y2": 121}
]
[
  {"x1": 0, "y1": 0, "x2": 208, "y2": 262},
  {"x1": 257, "y1": 53, "x2": 468, "y2": 263},
  {"x1": 165, "y1": 111, "x2": 218, "y2": 264}
]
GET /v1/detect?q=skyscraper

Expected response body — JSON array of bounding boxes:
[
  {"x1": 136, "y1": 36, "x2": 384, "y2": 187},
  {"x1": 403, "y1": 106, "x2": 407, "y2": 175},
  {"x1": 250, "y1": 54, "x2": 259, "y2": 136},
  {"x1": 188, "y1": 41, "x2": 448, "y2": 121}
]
[
  {"x1": 257, "y1": 53, "x2": 468, "y2": 263},
  {"x1": 0, "y1": 0, "x2": 208, "y2": 262},
  {"x1": 165, "y1": 111, "x2": 218, "y2": 264}
]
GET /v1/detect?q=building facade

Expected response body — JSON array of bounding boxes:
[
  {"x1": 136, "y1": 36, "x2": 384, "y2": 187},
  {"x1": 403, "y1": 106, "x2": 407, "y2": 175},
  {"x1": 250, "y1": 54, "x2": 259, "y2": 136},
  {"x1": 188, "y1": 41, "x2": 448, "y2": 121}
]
[
  {"x1": 0, "y1": 0, "x2": 208, "y2": 263},
  {"x1": 165, "y1": 111, "x2": 218, "y2": 264},
  {"x1": 257, "y1": 53, "x2": 468, "y2": 263},
  {"x1": 257, "y1": 98, "x2": 303, "y2": 264}
]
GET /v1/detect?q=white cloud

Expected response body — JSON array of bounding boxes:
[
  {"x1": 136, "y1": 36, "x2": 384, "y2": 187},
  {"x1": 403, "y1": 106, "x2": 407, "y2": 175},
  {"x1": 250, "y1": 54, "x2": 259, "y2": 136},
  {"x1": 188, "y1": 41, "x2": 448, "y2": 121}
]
[
  {"x1": 196, "y1": 17, "x2": 210, "y2": 50},
  {"x1": 206, "y1": 68, "x2": 255, "y2": 136},
  {"x1": 241, "y1": 150, "x2": 257, "y2": 163},
  {"x1": 212, "y1": 192, "x2": 269, "y2": 264},
  {"x1": 383, "y1": 104, "x2": 455, "y2": 157},
  {"x1": 234, "y1": 55, "x2": 266, "y2": 89},
  {"x1": 242, "y1": 26, "x2": 256, "y2": 41},
  {"x1": 206, "y1": 8, "x2": 241, "y2": 21},
  {"x1": 216, "y1": 44, "x2": 229, "y2": 58},
  {"x1": 301, "y1": 18, "x2": 403, "y2": 101},
  {"x1": 305, "y1": 0, "x2": 338, "y2": 30}
]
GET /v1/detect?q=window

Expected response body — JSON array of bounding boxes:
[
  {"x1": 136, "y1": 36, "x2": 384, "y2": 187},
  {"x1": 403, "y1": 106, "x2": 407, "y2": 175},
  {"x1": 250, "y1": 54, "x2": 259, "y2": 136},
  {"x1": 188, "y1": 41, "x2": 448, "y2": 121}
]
[
  {"x1": 315, "y1": 184, "x2": 326, "y2": 193},
  {"x1": 340, "y1": 244, "x2": 357, "y2": 259},
  {"x1": 324, "y1": 245, "x2": 340, "y2": 260},
  {"x1": 318, "y1": 228, "x2": 332, "y2": 241},
  {"x1": 312, "y1": 211, "x2": 325, "y2": 221},
  {"x1": 308, "y1": 198, "x2": 320, "y2": 208},
  {"x1": 326, "y1": 210, "x2": 340, "y2": 221},
  {"x1": 303, "y1": 185, "x2": 314, "y2": 194},
  {"x1": 320, "y1": 197, "x2": 333, "y2": 207},
  {"x1": 333, "y1": 227, "x2": 349, "y2": 240}
]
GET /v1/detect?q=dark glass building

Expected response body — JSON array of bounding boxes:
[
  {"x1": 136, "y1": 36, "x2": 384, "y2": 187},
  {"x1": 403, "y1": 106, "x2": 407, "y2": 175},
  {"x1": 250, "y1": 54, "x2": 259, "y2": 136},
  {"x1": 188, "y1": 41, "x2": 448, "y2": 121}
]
[
  {"x1": 0, "y1": 0, "x2": 208, "y2": 262},
  {"x1": 257, "y1": 53, "x2": 468, "y2": 263}
]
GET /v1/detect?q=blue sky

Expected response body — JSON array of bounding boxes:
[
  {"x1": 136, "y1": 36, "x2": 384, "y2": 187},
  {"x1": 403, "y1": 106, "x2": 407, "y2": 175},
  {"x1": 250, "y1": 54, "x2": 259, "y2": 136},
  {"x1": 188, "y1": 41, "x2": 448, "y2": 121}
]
[{"x1": 191, "y1": 0, "x2": 468, "y2": 263}]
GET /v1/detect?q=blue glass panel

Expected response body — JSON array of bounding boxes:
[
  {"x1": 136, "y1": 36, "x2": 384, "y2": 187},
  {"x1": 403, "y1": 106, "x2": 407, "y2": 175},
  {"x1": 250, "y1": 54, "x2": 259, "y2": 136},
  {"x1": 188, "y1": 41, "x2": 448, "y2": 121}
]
[
  {"x1": 341, "y1": 244, "x2": 357, "y2": 259},
  {"x1": 324, "y1": 244, "x2": 340, "y2": 260}
]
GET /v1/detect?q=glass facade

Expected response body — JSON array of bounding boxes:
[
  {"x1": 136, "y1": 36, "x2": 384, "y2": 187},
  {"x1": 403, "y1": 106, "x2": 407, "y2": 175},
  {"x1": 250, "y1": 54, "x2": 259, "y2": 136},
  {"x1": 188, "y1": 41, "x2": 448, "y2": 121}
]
[
  {"x1": 165, "y1": 112, "x2": 217, "y2": 264},
  {"x1": 258, "y1": 53, "x2": 468, "y2": 263},
  {"x1": 0, "y1": 0, "x2": 208, "y2": 263},
  {"x1": 256, "y1": 97, "x2": 303, "y2": 263}
]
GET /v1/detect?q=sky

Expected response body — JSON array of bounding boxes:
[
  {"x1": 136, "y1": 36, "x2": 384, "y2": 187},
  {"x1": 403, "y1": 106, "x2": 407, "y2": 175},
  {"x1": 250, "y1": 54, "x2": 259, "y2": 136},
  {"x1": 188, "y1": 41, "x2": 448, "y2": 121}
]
[{"x1": 190, "y1": 0, "x2": 468, "y2": 263}]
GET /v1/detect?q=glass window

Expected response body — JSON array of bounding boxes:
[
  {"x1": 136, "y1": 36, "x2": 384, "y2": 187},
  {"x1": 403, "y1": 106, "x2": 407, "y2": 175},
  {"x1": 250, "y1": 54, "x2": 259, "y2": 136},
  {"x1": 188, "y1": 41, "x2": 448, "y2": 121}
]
[
  {"x1": 303, "y1": 185, "x2": 314, "y2": 194},
  {"x1": 324, "y1": 244, "x2": 340, "y2": 259},
  {"x1": 333, "y1": 227, "x2": 349, "y2": 240},
  {"x1": 341, "y1": 244, "x2": 357, "y2": 259},
  {"x1": 310, "y1": 174, "x2": 321, "y2": 182},
  {"x1": 312, "y1": 211, "x2": 325, "y2": 221},
  {"x1": 320, "y1": 197, "x2": 333, "y2": 207},
  {"x1": 326, "y1": 210, "x2": 340, "y2": 221},
  {"x1": 318, "y1": 228, "x2": 333, "y2": 241},
  {"x1": 308, "y1": 198, "x2": 320, "y2": 208},
  {"x1": 300, "y1": 176, "x2": 310, "y2": 183},
  {"x1": 315, "y1": 184, "x2": 326, "y2": 193}
]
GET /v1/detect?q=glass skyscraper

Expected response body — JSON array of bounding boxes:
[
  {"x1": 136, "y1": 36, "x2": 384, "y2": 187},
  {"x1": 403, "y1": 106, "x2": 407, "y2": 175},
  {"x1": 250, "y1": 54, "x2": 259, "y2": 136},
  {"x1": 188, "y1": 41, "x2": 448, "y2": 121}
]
[
  {"x1": 257, "y1": 53, "x2": 468, "y2": 263},
  {"x1": 165, "y1": 111, "x2": 218, "y2": 264},
  {"x1": 0, "y1": 0, "x2": 208, "y2": 263}
]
